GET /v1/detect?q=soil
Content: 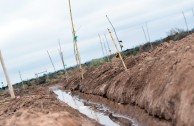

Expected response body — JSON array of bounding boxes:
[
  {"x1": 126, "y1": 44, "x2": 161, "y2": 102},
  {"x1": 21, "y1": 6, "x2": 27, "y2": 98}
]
[
  {"x1": 1, "y1": 33, "x2": 194, "y2": 126},
  {"x1": 63, "y1": 33, "x2": 194, "y2": 126},
  {"x1": 0, "y1": 82, "x2": 100, "y2": 126},
  {"x1": 73, "y1": 91, "x2": 170, "y2": 126}
]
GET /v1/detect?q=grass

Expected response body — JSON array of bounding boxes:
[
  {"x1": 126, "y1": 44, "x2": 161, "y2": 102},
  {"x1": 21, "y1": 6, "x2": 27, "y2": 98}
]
[{"x1": 89, "y1": 58, "x2": 110, "y2": 67}]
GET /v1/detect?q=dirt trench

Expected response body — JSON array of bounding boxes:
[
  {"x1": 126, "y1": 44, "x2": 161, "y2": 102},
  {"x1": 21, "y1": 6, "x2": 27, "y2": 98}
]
[{"x1": 63, "y1": 33, "x2": 194, "y2": 126}]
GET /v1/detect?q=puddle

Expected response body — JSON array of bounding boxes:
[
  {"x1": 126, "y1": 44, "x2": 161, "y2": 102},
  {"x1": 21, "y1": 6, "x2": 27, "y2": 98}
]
[{"x1": 53, "y1": 89, "x2": 138, "y2": 126}]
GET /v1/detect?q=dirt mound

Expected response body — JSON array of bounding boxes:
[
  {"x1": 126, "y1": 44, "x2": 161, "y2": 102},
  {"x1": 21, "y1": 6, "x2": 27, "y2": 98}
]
[
  {"x1": 63, "y1": 33, "x2": 194, "y2": 126},
  {"x1": 4, "y1": 109, "x2": 79, "y2": 126},
  {"x1": 0, "y1": 85, "x2": 100, "y2": 126}
]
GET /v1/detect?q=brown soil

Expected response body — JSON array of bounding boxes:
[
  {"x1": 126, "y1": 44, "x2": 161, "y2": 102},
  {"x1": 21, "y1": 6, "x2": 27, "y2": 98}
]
[
  {"x1": 73, "y1": 91, "x2": 170, "y2": 126},
  {"x1": 1, "y1": 33, "x2": 194, "y2": 126},
  {"x1": 63, "y1": 33, "x2": 194, "y2": 126},
  {"x1": 0, "y1": 82, "x2": 100, "y2": 126}
]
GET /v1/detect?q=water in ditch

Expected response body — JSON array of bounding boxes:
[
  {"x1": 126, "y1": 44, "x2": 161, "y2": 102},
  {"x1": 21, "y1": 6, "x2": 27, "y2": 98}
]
[{"x1": 53, "y1": 89, "x2": 138, "y2": 126}]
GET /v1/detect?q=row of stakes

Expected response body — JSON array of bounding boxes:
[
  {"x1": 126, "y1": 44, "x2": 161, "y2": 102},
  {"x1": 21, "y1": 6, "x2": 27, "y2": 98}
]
[
  {"x1": 0, "y1": 0, "x2": 133, "y2": 99},
  {"x1": 3, "y1": 1, "x2": 194, "y2": 99},
  {"x1": 68, "y1": 0, "x2": 128, "y2": 81}
]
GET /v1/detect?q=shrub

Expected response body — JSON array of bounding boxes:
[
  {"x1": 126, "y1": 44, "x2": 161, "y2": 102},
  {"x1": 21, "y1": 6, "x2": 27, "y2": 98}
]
[
  {"x1": 90, "y1": 59, "x2": 106, "y2": 67},
  {"x1": 167, "y1": 28, "x2": 184, "y2": 36},
  {"x1": 166, "y1": 28, "x2": 188, "y2": 41}
]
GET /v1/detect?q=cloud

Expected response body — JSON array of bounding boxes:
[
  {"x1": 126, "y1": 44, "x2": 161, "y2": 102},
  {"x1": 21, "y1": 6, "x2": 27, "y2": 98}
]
[{"x1": 0, "y1": 0, "x2": 194, "y2": 84}]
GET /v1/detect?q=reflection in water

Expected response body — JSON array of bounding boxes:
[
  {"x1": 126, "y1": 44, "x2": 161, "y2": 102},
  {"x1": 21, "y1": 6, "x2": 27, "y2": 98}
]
[{"x1": 54, "y1": 89, "x2": 137, "y2": 126}]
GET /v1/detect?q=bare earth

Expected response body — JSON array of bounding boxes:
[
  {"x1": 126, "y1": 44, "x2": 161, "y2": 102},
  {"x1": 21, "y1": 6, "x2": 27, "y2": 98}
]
[
  {"x1": 1, "y1": 33, "x2": 194, "y2": 126},
  {"x1": 0, "y1": 83, "x2": 100, "y2": 126},
  {"x1": 64, "y1": 33, "x2": 194, "y2": 126}
]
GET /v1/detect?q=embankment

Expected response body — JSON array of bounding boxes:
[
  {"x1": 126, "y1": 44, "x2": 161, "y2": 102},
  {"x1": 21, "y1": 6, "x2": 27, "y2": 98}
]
[{"x1": 63, "y1": 33, "x2": 194, "y2": 126}]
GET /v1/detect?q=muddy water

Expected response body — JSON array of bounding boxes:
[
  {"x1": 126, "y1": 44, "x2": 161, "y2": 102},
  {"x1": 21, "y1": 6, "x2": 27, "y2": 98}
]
[{"x1": 53, "y1": 89, "x2": 138, "y2": 126}]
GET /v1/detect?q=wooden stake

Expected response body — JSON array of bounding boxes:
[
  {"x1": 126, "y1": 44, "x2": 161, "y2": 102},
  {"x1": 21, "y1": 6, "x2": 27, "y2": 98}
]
[
  {"x1": 106, "y1": 15, "x2": 123, "y2": 51},
  {"x1": 68, "y1": 0, "x2": 84, "y2": 80},
  {"x1": 104, "y1": 34, "x2": 112, "y2": 56},
  {"x1": 142, "y1": 26, "x2": 148, "y2": 42},
  {"x1": 0, "y1": 50, "x2": 15, "y2": 98},
  {"x1": 58, "y1": 40, "x2": 62, "y2": 53},
  {"x1": 145, "y1": 22, "x2": 153, "y2": 50},
  {"x1": 58, "y1": 41, "x2": 68, "y2": 76},
  {"x1": 58, "y1": 50, "x2": 66, "y2": 71},
  {"x1": 58, "y1": 50, "x2": 69, "y2": 82},
  {"x1": 47, "y1": 51, "x2": 56, "y2": 72},
  {"x1": 19, "y1": 71, "x2": 24, "y2": 89},
  {"x1": 102, "y1": 38, "x2": 110, "y2": 62},
  {"x1": 182, "y1": 11, "x2": 189, "y2": 33},
  {"x1": 108, "y1": 29, "x2": 127, "y2": 71},
  {"x1": 98, "y1": 34, "x2": 105, "y2": 57}
]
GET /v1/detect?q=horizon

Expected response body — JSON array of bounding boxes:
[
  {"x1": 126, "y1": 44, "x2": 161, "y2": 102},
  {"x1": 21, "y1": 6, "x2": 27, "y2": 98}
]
[{"x1": 0, "y1": 0, "x2": 194, "y2": 85}]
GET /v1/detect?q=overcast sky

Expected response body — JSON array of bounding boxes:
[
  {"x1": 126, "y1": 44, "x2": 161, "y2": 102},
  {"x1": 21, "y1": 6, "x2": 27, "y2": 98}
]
[{"x1": 0, "y1": 0, "x2": 194, "y2": 84}]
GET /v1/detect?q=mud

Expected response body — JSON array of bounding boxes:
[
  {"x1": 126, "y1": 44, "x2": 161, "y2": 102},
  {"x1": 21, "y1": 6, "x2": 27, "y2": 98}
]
[
  {"x1": 74, "y1": 91, "x2": 170, "y2": 126},
  {"x1": 54, "y1": 89, "x2": 135, "y2": 126},
  {"x1": 63, "y1": 33, "x2": 194, "y2": 126},
  {"x1": 0, "y1": 84, "x2": 100, "y2": 126},
  {"x1": 0, "y1": 33, "x2": 194, "y2": 126}
]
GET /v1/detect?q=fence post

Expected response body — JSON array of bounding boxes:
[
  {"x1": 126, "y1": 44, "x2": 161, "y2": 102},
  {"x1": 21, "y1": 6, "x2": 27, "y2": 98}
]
[{"x1": 0, "y1": 50, "x2": 15, "y2": 98}]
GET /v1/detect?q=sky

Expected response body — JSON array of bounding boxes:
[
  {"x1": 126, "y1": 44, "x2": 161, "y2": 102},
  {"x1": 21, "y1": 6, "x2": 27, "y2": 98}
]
[{"x1": 0, "y1": 0, "x2": 194, "y2": 84}]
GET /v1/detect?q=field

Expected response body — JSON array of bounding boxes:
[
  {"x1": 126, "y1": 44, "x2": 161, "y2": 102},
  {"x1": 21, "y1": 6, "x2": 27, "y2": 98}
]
[{"x1": 1, "y1": 32, "x2": 194, "y2": 126}]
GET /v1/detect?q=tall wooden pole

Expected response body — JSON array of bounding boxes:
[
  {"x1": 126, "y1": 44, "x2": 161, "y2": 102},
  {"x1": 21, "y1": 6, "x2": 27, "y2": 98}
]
[
  {"x1": 98, "y1": 34, "x2": 105, "y2": 57},
  {"x1": 102, "y1": 38, "x2": 110, "y2": 62},
  {"x1": 142, "y1": 26, "x2": 148, "y2": 42},
  {"x1": 58, "y1": 41, "x2": 68, "y2": 76},
  {"x1": 58, "y1": 40, "x2": 62, "y2": 53},
  {"x1": 19, "y1": 71, "x2": 24, "y2": 89},
  {"x1": 47, "y1": 50, "x2": 56, "y2": 72},
  {"x1": 58, "y1": 50, "x2": 66, "y2": 72},
  {"x1": 182, "y1": 11, "x2": 189, "y2": 33},
  {"x1": 106, "y1": 15, "x2": 123, "y2": 51},
  {"x1": 145, "y1": 22, "x2": 153, "y2": 50},
  {"x1": 68, "y1": 0, "x2": 84, "y2": 80},
  {"x1": 104, "y1": 34, "x2": 112, "y2": 55},
  {"x1": 108, "y1": 29, "x2": 127, "y2": 71},
  {"x1": 0, "y1": 50, "x2": 15, "y2": 98},
  {"x1": 58, "y1": 50, "x2": 69, "y2": 82}
]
